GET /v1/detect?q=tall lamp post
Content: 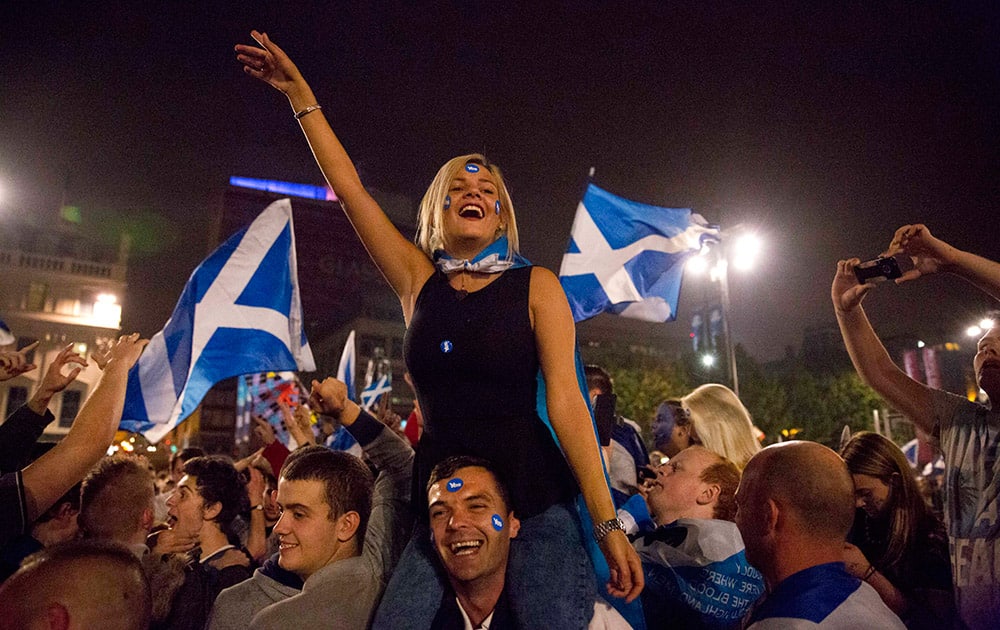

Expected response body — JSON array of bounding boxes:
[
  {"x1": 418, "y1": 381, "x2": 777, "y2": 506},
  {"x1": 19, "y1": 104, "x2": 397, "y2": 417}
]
[{"x1": 686, "y1": 228, "x2": 762, "y2": 397}]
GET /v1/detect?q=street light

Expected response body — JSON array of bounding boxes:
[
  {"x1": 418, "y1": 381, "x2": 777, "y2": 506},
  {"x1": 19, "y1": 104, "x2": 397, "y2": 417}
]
[{"x1": 685, "y1": 226, "x2": 763, "y2": 396}]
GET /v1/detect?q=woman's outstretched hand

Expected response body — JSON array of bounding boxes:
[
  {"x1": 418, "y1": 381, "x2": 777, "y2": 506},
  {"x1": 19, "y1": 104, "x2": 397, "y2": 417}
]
[{"x1": 235, "y1": 30, "x2": 303, "y2": 95}]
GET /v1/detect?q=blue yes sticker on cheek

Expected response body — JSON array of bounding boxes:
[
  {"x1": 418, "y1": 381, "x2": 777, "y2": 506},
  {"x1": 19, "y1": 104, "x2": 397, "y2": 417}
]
[
  {"x1": 495, "y1": 200, "x2": 501, "y2": 215},
  {"x1": 465, "y1": 163, "x2": 480, "y2": 173},
  {"x1": 447, "y1": 478, "x2": 463, "y2": 492},
  {"x1": 492, "y1": 514, "x2": 504, "y2": 531},
  {"x1": 444, "y1": 195, "x2": 451, "y2": 210}
]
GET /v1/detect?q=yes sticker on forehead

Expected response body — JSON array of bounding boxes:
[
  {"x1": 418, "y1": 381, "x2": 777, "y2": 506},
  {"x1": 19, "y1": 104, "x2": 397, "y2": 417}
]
[
  {"x1": 446, "y1": 478, "x2": 464, "y2": 492},
  {"x1": 465, "y1": 163, "x2": 480, "y2": 173}
]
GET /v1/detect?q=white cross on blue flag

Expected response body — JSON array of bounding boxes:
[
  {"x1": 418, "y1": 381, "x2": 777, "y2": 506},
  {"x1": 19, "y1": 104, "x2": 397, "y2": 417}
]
[
  {"x1": 360, "y1": 374, "x2": 391, "y2": 412},
  {"x1": 559, "y1": 183, "x2": 719, "y2": 323},
  {"x1": 120, "y1": 199, "x2": 315, "y2": 443}
]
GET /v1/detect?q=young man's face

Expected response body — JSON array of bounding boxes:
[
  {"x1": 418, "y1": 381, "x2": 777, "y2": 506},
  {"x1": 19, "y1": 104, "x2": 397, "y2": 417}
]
[
  {"x1": 262, "y1": 479, "x2": 281, "y2": 523},
  {"x1": 645, "y1": 446, "x2": 716, "y2": 525},
  {"x1": 428, "y1": 466, "x2": 520, "y2": 586},
  {"x1": 273, "y1": 478, "x2": 345, "y2": 581},
  {"x1": 165, "y1": 474, "x2": 206, "y2": 537}
]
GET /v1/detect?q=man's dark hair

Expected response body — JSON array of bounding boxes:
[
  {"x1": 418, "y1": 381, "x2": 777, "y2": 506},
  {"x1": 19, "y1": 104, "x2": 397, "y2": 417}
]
[
  {"x1": 80, "y1": 455, "x2": 154, "y2": 540},
  {"x1": 170, "y1": 447, "x2": 205, "y2": 469},
  {"x1": 699, "y1": 458, "x2": 741, "y2": 521},
  {"x1": 427, "y1": 455, "x2": 513, "y2": 514},
  {"x1": 182, "y1": 456, "x2": 248, "y2": 538},
  {"x1": 281, "y1": 446, "x2": 374, "y2": 546},
  {"x1": 584, "y1": 364, "x2": 614, "y2": 396}
]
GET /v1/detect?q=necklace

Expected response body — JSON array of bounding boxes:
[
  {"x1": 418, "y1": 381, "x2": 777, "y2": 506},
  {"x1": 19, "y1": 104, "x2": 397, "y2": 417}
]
[{"x1": 455, "y1": 270, "x2": 469, "y2": 301}]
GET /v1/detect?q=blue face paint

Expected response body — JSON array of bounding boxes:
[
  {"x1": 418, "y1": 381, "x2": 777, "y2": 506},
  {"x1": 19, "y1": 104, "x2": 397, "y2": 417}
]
[
  {"x1": 440, "y1": 340, "x2": 453, "y2": 353},
  {"x1": 495, "y1": 200, "x2": 501, "y2": 215},
  {"x1": 652, "y1": 401, "x2": 680, "y2": 448},
  {"x1": 447, "y1": 478, "x2": 464, "y2": 492},
  {"x1": 465, "y1": 163, "x2": 480, "y2": 173},
  {"x1": 492, "y1": 514, "x2": 504, "y2": 531},
  {"x1": 444, "y1": 195, "x2": 451, "y2": 210}
]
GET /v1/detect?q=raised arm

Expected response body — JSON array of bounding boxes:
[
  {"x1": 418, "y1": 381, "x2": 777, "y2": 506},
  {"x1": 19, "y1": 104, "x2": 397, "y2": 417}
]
[
  {"x1": 235, "y1": 31, "x2": 433, "y2": 314},
  {"x1": 0, "y1": 344, "x2": 87, "y2": 472},
  {"x1": 21, "y1": 333, "x2": 147, "y2": 523},
  {"x1": 529, "y1": 267, "x2": 643, "y2": 603},
  {"x1": 886, "y1": 223, "x2": 1000, "y2": 302},
  {"x1": 832, "y1": 260, "x2": 935, "y2": 433}
]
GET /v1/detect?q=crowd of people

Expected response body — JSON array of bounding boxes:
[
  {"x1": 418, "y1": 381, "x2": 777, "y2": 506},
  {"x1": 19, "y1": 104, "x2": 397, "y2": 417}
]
[{"x1": 0, "y1": 29, "x2": 997, "y2": 630}]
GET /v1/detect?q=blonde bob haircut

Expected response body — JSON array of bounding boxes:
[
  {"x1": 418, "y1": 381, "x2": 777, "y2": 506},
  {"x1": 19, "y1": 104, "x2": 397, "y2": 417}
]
[
  {"x1": 681, "y1": 384, "x2": 761, "y2": 470},
  {"x1": 415, "y1": 154, "x2": 520, "y2": 259}
]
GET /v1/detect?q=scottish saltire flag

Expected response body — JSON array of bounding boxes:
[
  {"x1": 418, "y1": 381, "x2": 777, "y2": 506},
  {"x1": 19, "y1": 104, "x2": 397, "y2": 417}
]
[
  {"x1": 559, "y1": 183, "x2": 719, "y2": 323},
  {"x1": 360, "y1": 374, "x2": 391, "y2": 411},
  {"x1": 336, "y1": 330, "x2": 357, "y2": 402},
  {"x1": 120, "y1": 199, "x2": 315, "y2": 443},
  {"x1": 633, "y1": 518, "x2": 764, "y2": 627}
]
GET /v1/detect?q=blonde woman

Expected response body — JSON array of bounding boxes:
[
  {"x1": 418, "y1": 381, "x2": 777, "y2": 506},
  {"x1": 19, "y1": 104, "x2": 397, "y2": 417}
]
[
  {"x1": 652, "y1": 384, "x2": 760, "y2": 469},
  {"x1": 236, "y1": 31, "x2": 640, "y2": 629}
]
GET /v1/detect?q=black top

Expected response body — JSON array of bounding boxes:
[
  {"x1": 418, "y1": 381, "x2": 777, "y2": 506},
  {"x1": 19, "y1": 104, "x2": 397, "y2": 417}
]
[
  {"x1": 404, "y1": 267, "x2": 578, "y2": 518},
  {"x1": 848, "y1": 508, "x2": 956, "y2": 628}
]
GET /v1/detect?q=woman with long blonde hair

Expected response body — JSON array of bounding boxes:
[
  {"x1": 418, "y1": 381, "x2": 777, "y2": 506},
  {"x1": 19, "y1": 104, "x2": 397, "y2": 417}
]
[
  {"x1": 652, "y1": 384, "x2": 760, "y2": 470},
  {"x1": 236, "y1": 31, "x2": 640, "y2": 629}
]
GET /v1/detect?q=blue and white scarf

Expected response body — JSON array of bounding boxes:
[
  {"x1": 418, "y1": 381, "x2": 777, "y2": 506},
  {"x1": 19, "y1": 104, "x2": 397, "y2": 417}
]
[{"x1": 432, "y1": 236, "x2": 530, "y2": 274}]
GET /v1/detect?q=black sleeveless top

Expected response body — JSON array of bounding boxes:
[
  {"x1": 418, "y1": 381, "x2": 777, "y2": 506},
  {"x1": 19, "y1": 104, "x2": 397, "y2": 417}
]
[{"x1": 404, "y1": 267, "x2": 579, "y2": 518}]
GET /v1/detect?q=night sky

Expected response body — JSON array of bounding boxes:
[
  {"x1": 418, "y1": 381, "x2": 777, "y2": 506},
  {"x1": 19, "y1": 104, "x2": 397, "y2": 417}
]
[{"x1": 3, "y1": 2, "x2": 998, "y2": 361}]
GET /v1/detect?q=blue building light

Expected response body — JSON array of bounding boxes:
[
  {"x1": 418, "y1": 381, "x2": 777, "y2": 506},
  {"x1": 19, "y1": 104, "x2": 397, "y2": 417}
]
[{"x1": 229, "y1": 176, "x2": 338, "y2": 201}]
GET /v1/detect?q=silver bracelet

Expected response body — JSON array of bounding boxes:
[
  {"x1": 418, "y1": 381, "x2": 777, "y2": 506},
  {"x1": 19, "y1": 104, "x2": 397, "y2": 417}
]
[
  {"x1": 593, "y1": 517, "x2": 625, "y2": 543},
  {"x1": 293, "y1": 104, "x2": 322, "y2": 120}
]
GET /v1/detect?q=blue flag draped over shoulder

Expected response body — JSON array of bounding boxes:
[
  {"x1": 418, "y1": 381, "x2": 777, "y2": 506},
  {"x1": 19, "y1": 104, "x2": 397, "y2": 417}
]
[
  {"x1": 120, "y1": 199, "x2": 315, "y2": 443},
  {"x1": 559, "y1": 183, "x2": 719, "y2": 323}
]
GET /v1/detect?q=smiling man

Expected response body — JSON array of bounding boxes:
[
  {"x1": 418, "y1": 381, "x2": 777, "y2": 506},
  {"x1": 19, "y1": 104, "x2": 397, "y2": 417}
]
[
  {"x1": 832, "y1": 224, "x2": 1000, "y2": 629},
  {"x1": 426, "y1": 456, "x2": 630, "y2": 629},
  {"x1": 209, "y1": 376, "x2": 413, "y2": 630}
]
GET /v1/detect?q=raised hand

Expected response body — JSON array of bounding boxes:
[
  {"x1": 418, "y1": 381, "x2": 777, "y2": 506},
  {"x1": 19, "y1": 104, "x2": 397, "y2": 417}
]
[
  {"x1": 28, "y1": 344, "x2": 88, "y2": 414},
  {"x1": 882, "y1": 224, "x2": 954, "y2": 284},
  {"x1": 246, "y1": 465, "x2": 265, "y2": 508},
  {"x1": 252, "y1": 415, "x2": 277, "y2": 447},
  {"x1": 832, "y1": 259, "x2": 875, "y2": 315},
  {"x1": 309, "y1": 377, "x2": 350, "y2": 418},
  {"x1": 0, "y1": 340, "x2": 39, "y2": 381},
  {"x1": 235, "y1": 30, "x2": 304, "y2": 95},
  {"x1": 287, "y1": 402, "x2": 317, "y2": 447},
  {"x1": 104, "y1": 333, "x2": 149, "y2": 372}
]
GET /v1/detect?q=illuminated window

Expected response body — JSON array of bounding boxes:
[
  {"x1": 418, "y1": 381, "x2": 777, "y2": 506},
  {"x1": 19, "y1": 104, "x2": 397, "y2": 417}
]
[{"x1": 26, "y1": 283, "x2": 48, "y2": 311}]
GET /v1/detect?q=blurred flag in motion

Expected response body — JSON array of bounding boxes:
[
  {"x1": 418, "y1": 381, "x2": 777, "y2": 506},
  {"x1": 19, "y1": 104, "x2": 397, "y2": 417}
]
[
  {"x1": 559, "y1": 183, "x2": 719, "y2": 322},
  {"x1": 336, "y1": 330, "x2": 357, "y2": 402},
  {"x1": 120, "y1": 199, "x2": 315, "y2": 442}
]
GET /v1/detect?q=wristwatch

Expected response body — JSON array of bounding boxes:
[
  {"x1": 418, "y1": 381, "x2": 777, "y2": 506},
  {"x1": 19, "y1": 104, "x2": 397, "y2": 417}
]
[{"x1": 593, "y1": 517, "x2": 625, "y2": 543}]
